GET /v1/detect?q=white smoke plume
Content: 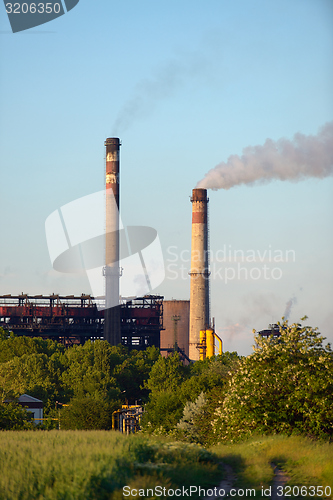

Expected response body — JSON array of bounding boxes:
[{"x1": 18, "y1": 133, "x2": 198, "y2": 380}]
[
  {"x1": 283, "y1": 296, "x2": 297, "y2": 321},
  {"x1": 197, "y1": 122, "x2": 333, "y2": 190},
  {"x1": 112, "y1": 53, "x2": 210, "y2": 135}
]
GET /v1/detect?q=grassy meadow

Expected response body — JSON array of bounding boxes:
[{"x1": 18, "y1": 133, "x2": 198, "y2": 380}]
[
  {"x1": 212, "y1": 435, "x2": 333, "y2": 499},
  {"x1": 0, "y1": 432, "x2": 332, "y2": 499},
  {"x1": 0, "y1": 430, "x2": 221, "y2": 500}
]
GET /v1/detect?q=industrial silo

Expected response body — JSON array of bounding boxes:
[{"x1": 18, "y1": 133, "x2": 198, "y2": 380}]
[{"x1": 160, "y1": 300, "x2": 190, "y2": 359}]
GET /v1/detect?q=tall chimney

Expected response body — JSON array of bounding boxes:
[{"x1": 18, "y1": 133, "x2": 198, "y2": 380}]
[
  {"x1": 189, "y1": 188, "x2": 210, "y2": 360},
  {"x1": 104, "y1": 138, "x2": 121, "y2": 345}
]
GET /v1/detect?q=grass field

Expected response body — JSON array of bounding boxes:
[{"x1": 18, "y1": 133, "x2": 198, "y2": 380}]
[
  {"x1": 212, "y1": 435, "x2": 333, "y2": 499},
  {"x1": 0, "y1": 432, "x2": 332, "y2": 499},
  {"x1": 0, "y1": 430, "x2": 220, "y2": 499}
]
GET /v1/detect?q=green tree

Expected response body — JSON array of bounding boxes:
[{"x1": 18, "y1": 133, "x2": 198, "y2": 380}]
[
  {"x1": 113, "y1": 346, "x2": 160, "y2": 403},
  {"x1": 0, "y1": 352, "x2": 65, "y2": 412},
  {"x1": 180, "y1": 352, "x2": 240, "y2": 403},
  {"x1": 60, "y1": 395, "x2": 119, "y2": 430},
  {"x1": 142, "y1": 352, "x2": 239, "y2": 435},
  {"x1": 177, "y1": 392, "x2": 206, "y2": 443},
  {"x1": 212, "y1": 319, "x2": 333, "y2": 442},
  {"x1": 0, "y1": 329, "x2": 64, "y2": 363},
  {"x1": 142, "y1": 353, "x2": 189, "y2": 432},
  {"x1": 145, "y1": 352, "x2": 188, "y2": 394},
  {"x1": 0, "y1": 402, "x2": 34, "y2": 430}
]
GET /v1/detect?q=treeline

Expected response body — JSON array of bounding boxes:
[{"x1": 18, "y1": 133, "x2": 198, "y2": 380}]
[
  {"x1": 1, "y1": 318, "x2": 332, "y2": 443},
  {"x1": 0, "y1": 328, "x2": 160, "y2": 429}
]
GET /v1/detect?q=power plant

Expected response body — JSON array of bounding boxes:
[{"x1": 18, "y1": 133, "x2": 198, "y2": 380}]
[{"x1": 0, "y1": 139, "x2": 223, "y2": 361}]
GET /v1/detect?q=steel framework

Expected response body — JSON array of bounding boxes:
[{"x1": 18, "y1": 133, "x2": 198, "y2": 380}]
[{"x1": 0, "y1": 294, "x2": 163, "y2": 348}]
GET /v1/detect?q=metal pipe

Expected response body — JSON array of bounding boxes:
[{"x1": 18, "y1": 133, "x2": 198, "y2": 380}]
[{"x1": 206, "y1": 328, "x2": 214, "y2": 358}]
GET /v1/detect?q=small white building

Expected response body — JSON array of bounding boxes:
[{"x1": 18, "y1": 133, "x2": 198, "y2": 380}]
[{"x1": 18, "y1": 394, "x2": 43, "y2": 423}]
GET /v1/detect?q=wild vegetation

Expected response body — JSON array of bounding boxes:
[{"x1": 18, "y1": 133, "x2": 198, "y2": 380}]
[
  {"x1": 0, "y1": 327, "x2": 160, "y2": 429},
  {"x1": 142, "y1": 318, "x2": 333, "y2": 445},
  {"x1": 0, "y1": 319, "x2": 332, "y2": 497},
  {"x1": 0, "y1": 432, "x2": 332, "y2": 499},
  {"x1": 0, "y1": 318, "x2": 332, "y2": 440},
  {"x1": 0, "y1": 431, "x2": 220, "y2": 500},
  {"x1": 212, "y1": 434, "x2": 333, "y2": 499},
  {"x1": 209, "y1": 319, "x2": 333, "y2": 443}
]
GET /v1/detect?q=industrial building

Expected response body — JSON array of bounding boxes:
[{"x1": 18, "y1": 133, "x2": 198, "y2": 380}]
[
  {"x1": 257, "y1": 324, "x2": 281, "y2": 339},
  {"x1": 0, "y1": 138, "x2": 223, "y2": 360},
  {"x1": 0, "y1": 293, "x2": 163, "y2": 349},
  {"x1": 160, "y1": 300, "x2": 190, "y2": 361}
]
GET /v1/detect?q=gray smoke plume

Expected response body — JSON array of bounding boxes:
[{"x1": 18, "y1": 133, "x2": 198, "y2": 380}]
[
  {"x1": 112, "y1": 53, "x2": 210, "y2": 135},
  {"x1": 197, "y1": 122, "x2": 333, "y2": 190},
  {"x1": 283, "y1": 296, "x2": 297, "y2": 321}
]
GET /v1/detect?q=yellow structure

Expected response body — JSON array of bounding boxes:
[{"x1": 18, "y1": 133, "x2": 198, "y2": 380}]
[
  {"x1": 112, "y1": 405, "x2": 143, "y2": 434},
  {"x1": 206, "y1": 328, "x2": 215, "y2": 357},
  {"x1": 199, "y1": 329, "x2": 223, "y2": 360},
  {"x1": 199, "y1": 329, "x2": 206, "y2": 360}
]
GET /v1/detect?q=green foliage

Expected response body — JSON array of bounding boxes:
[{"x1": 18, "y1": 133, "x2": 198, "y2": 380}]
[
  {"x1": 0, "y1": 331, "x2": 161, "y2": 430},
  {"x1": 193, "y1": 385, "x2": 227, "y2": 446},
  {"x1": 211, "y1": 319, "x2": 333, "y2": 442},
  {"x1": 145, "y1": 351, "x2": 189, "y2": 394},
  {"x1": 212, "y1": 435, "x2": 333, "y2": 497},
  {"x1": 0, "y1": 328, "x2": 64, "y2": 363},
  {"x1": 0, "y1": 402, "x2": 34, "y2": 430},
  {"x1": 60, "y1": 341, "x2": 122, "y2": 403},
  {"x1": 0, "y1": 352, "x2": 65, "y2": 410},
  {"x1": 112, "y1": 345, "x2": 160, "y2": 402},
  {"x1": 142, "y1": 351, "x2": 239, "y2": 435},
  {"x1": 60, "y1": 396, "x2": 119, "y2": 430},
  {"x1": 142, "y1": 352, "x2": 190, "y2": 433},
  {"x1": 180, "y1": 352, "x2": 240, "y2": 404},
  {"x1": 143, "y1": 391, "x2": 185, "y2": 433},
  {"x1": 1, "y1": 320, "x2": 331, "y2": 443},
  {"x1": 177, "y1": 392, "x2": 206, "y2": 443}
]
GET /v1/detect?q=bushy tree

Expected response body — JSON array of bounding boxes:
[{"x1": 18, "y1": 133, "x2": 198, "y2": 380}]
[
  {"x1": 60, "y1": 395, "x2": 118, "y2": 430},
  {"x1": 113, "y1": 346, "x2": 160, "y2": 403},
  {"x1": 142, "y1": 352, "x2": 188, "y2": 432},
  {"x1": 0, "y1": 402, "x2": 34, "y2": 430},
  {"x1": 145, "y1": 352, "x2": 189, "y2": 394},
  {"x1": 180, "y1": 352, "x2": 240, "y2": 402},
  {"x1": 61, "y1": 341, "x2": 122, "y2": 402},
  {"x1": 0, "y1": 329, "x2": 64, "y2": 363},
  {"x1": 142, "y1": 352, "x2": 239, "y2": 435},
  {"x1": 177, "y1": 392, "x2": 206, "y2": 442},
  {"x1": 0, "y1": 330, "x2": 162, "y2": 429},
  {"x1": 211, "y1": 319, "x2": 333, "y2": 442}
]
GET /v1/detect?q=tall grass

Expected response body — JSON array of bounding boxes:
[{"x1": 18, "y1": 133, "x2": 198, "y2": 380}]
[
  {"x1": 211, "y1": 435, "x2": 333, "y2": 499},
  {"x1": 0, "y1": 430, "x2": 220, "y2": 499}
]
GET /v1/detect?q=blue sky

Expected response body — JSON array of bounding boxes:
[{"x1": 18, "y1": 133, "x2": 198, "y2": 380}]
[{"x1": 0, "y1": 0, "x2": 332, "y2": 355}]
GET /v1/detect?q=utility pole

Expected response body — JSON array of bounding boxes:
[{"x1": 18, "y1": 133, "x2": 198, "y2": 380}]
[{"x1": 172, "y1": 315, "x2": 181, "y2": 352}]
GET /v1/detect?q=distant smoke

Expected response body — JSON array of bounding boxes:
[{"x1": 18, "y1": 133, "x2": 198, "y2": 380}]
[
  {"x1": 112, "y1": 53, "x2": 210, "y2": 135},
  {"x1": 197, "y1": 122, "x2": 333, "y2": 190},
  {"x1": 283, "y1": 296, "x2": 297, "y2": 320}
]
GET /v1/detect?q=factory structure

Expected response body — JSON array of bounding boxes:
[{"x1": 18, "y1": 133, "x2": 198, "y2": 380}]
[{"x1": 0, "y1": 139, "x2": 222, "y2": 361}]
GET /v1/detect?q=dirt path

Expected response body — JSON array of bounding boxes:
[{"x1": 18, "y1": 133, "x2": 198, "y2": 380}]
[
  {"x1": 203, "y1": 461, "x2": 290, "y2": 499},
  {"x1": 270, "y1": 463, "x2": 290, "y2": 500},
  {"x1": 204, "y1": 463, "x2": 236, "y2": 499}
]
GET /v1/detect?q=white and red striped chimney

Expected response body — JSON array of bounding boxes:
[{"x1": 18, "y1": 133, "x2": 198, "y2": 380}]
[{"x1": 104, "y1": 137, "x2": 121, "y2": 345}]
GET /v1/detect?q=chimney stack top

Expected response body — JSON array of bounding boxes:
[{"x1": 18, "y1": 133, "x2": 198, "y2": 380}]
[
  {"x1": 191, "y1": 188, "x2": 208, "y2": 202},
  {"x1": 105, "y1": 138, "x2": 121, "y2": 146}
]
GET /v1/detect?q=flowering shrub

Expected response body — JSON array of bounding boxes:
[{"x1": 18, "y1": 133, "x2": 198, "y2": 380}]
[{"x1": 211, "y1": 318, "x2": 333, "y2": 442}]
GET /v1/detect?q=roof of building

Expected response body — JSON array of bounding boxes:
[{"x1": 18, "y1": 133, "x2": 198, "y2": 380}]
[{"x1": 18, "y1": 394, "x2": 43, "y2": 404}]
